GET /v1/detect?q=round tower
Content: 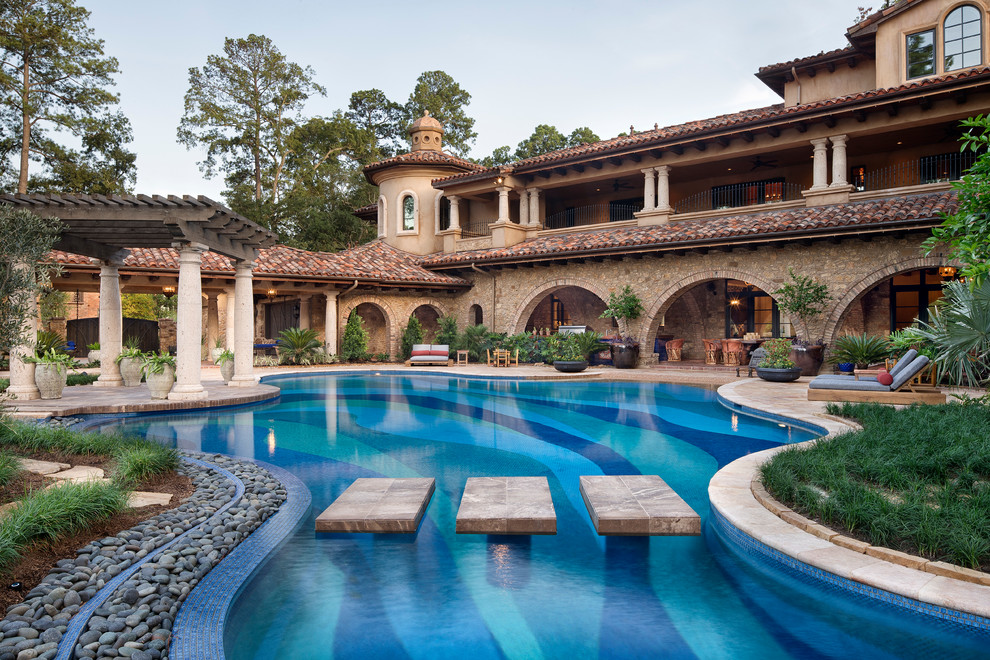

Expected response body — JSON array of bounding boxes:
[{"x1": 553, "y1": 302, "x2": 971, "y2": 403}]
[{"x1": 408, "y1": 111, "x2": 444, "y2": 151}]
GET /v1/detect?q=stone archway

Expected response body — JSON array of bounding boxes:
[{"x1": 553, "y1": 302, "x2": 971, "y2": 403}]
[
  {"x1": 511, "y1": 277, "x2": 612, "y2": 335},
  {"x1": 340, "y1": 295, "x2": 398, "y2": 357},
  {"x1": 411, "y1": 303, "x2": 443, "y2": 341},
  {"x1": 821, "y1": 255, "x2": 957, "y2": 345}
]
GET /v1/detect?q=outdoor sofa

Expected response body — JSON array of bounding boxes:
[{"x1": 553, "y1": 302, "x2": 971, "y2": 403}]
[
  {"x1": 405, "y1": 344, "x2": 452, "y2": 367},
  {"x1": 806, "y1": 349, "x2": 945, "y2": 404}
]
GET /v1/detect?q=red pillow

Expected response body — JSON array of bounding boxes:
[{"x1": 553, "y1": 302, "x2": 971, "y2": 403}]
[
  {"x1": 428, "y1": 349, "x2": 448, "y2": 357},
  {"x1": 410, "y1": 350, "x2": 431, "y2": 357},
  {"x1": 877, "y1": 369, "x2": 893, "y2": 386}
]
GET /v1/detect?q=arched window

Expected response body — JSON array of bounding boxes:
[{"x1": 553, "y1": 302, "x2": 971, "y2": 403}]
[
  {"x1": 377, "y1": 197, "x2": 386, "y2": 237},
  {"x1": 470, "y1": 304, "x2": 483, "y2": 326},
  {"x1": 401, "y1": 194, "x2": 415, "y2": 232},
  {"x1": 438, "y1": 196, "x2": 451, "y2": 231},
  {"x1": 945, "y1": 5, "x2": 983, "y2": 72}
]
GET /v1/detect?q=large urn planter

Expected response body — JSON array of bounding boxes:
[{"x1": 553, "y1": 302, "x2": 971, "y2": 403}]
[
  {"x1": 220, "y1": 360, "x2": 235, "y2": 383},
  {"x1": 146, "y1": 365, "x2": 175, "y2": 400},
  {"x1": 755, "y1": 367, "x2": 803, "y2": 382},
  {"x1": 553, "y1": 360, "x2": 588, "y2": 373},
  {"x1": 611, "y1": 343, "x2": 640, "y2": 369},
  {"x1": 119, "y1": 356, "x2": 143, "y2": 387},
  {"x1": 789, "y1": 345, "x2": 824, "y2": 377},
  {"x1": 34, "y1": 364, "x2": 68, "y2": 399},
  {"x1": 87, "y1": 350, "x2": 101, "y2": 364}
]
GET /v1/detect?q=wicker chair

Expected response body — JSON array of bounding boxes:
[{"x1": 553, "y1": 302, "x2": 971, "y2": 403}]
[
  {"x1": 666, "y1": 338, "x2": 684, "y2": 361},
  {"x1": 702, "y1": 339, "x2": 722, "y2": 365},
  {"x1": 722, "y1": 339, "x2": 747, "y2": 367}
]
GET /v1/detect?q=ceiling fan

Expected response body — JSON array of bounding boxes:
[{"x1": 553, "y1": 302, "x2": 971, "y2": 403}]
[
  {"x1": 612, "y1": 179, "x2": 634, "y2": 192},
  {"x1": 750, "y1": 156, "x2": 779, "y2": 170}
]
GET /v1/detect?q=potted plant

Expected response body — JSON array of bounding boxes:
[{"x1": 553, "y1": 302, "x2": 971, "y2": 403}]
[
  {"x1": 599, "y1": 285, "x2": 644, "y2": 369},
  {"x1": 216, "y1": 349, "x2": 235, "y2": 384},
  {"x1": 26, "y1": 349, "x2": 75, "y2": 399},
  {"x1": 828, "y1": 333, "x2": 891, "y2": 370},
  {"x1": 86, "y1": 341, "x2": 100, "y2": 364},
  {"x1": 773, "y1": 269, "x2": 832, "y2": 376},
  {"x1": 210, "y1": 337, "x2": 225, "y2": 364},
  {"x1": 142, "y1": 351, "x2": 176, "y2": 399},
  {"x1": 549, "y1": 335, "x2": 589, "y2": 373},
  {"x1": 115, "y1": 342, "x2": 144, "y2": 387},
  {"x1": 755, "y1": 338, "x2": 803, "y2": 382}
]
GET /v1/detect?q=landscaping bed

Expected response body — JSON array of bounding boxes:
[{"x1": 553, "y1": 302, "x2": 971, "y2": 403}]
[{"x1": 761, "y1": 402, "x2": 990, "y2": 571}]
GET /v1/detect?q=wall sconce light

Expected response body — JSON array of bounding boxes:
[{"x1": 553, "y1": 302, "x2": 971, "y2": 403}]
[
  {"x1": 495, "y1": 176, "x2": 504, "y2": 185},
  {"x1": 939, "y1": 266, "x2": 957, "y2": 277},
  {"x1": 266, "y1": 288, "x2": 277, "y2": 300},
  {"x1": 729, "y1": 299, "x2": 741, "y2": 306},
  {"x1": 161, "y1": 285, "x2": 176, "y2": 298}
]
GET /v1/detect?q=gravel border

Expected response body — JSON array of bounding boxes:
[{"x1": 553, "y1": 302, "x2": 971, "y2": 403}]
[{"x1": 0, "y1": 451, "x2": 286, "y2": 660}]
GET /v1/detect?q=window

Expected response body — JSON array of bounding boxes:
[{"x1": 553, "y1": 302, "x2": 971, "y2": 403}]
[
  {"x1": 377, "y1": 198, "x2": 386, "y2": 237},
  {"x1": 889, "y1": 269, "x2": 956, "y2": 330},
  {"x1": 401, "y1": 194, "x2": 415, "y2": 232},
  {"x1": 945, "y1": 5, "x2": 983, "y2": 71},
  {"x1": 724, "y1": 280, "x2": 790, "y2": 338},
  {"x1": 850, "y1": 165, "x2": 866, "y2": 192},
  {"x1": 438, "y1": 196, "x2": 451, "y2": 231},
  {"x1": 906, "y1": 29, "x2": 936, "y2": 78}
]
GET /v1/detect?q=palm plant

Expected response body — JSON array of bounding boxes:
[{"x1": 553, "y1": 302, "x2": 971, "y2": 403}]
[
  {"x1": 828, "y1": 334, "x2": 891, "y2": 369},
  {"x1": 277, "y1": 327, "x2": 321, "y2": 365},
  {"x1": 460, "y1": 324, "x2": 491, "y2": 362},
  {"x1": 910, "y1": 278, "x2": 990, "y2": 387},
  {"x1": 572, "y1": 331, "x2": 607, "y2": 360}
]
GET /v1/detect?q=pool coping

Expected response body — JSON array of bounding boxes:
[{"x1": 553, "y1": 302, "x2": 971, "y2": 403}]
[{"x1": 712, "y1": 379, "x2": 990, "y2": 628}]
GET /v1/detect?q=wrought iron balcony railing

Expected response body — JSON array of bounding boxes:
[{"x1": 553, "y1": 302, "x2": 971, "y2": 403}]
[
  {"x1": 673, "y1": 181, "x2": 803, "y2": 214},
  {"x1": 544, "y1": 203, "x2": 639, "y2": 230},
  {"x1": 460, "y1": 217, "x2": 494, "y2": 238},
  {"x1": 856, "y1": 152, "x2": 977, "y2": 191}
]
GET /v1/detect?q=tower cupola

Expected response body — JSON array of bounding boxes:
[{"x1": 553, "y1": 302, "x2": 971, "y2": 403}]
[{"x1": 408, "y1": 111, "x2": 444, "y2": 151}]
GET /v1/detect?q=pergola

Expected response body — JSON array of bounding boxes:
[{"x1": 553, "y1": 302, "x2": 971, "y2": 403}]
[{"x1": 2, "y1": 193, "x2": 277, "y2": 400}]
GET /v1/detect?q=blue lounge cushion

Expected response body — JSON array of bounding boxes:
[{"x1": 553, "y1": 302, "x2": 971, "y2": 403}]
[
  {"x1": 887, "y1": 349, "x2": 918, "y2": 378},
  {"x1": 808, "y1": 378, "x2": 890, "y2": 391},
  {"x1": 890, "y1": 355, "x2": 929, "y2": 391}
]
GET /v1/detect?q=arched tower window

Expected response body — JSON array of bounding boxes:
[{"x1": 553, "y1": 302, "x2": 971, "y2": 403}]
[
  {"x1": 945, "y1": 5, "x2": 983, "y2": 71},
  {"x1": 402, "y1": 194, "x2": 415, "y2": 232}
]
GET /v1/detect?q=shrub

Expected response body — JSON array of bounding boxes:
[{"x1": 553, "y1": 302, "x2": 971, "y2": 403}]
[
  {"x1": 435, "y1": 315, "x2": 460, "y2": 349},
  {"x1": 399, "y1": 316, "x2": 424, "y2": 360},
  {"x1": 460, "y1": 324, "x2": 491, "y2": 363},
  {"x1": 340, "y1": 311, "x2": 369, "y2": 362},
  {"x1": 277, "y1": 327, "x2": 321, "y2": 365},
  {"x1": 112, "y1": 445, "x2": 180, "y2": 486},
  {"x1": 760, "y1": 338, "x2": 796, "y2": 369},
  {"x1": 572, "y1": 331, "x2": 607, "y2": 360},
  {"x1": 828, "y1": 333, "x2": 891, "y2": 368}
]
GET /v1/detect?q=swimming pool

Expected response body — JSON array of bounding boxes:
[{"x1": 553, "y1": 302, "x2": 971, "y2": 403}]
[{"x1": 107, "y1": 374, "x2": 989, "y2": 658}]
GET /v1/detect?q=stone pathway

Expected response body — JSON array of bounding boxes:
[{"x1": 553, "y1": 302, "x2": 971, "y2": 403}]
[
  {"x1": 315, "y1": 478, "x2": 435, "y2": 533},
  {"x1": 11, "y1": 458, "x2": 173, "y2": 509},
  {"x1": 455, "y1": 477, "x2": 557, "y2": 535}
]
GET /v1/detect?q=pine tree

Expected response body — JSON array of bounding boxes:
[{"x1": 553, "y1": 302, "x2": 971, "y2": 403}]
[{"x1": 340, "y1": 311, "x2": 369, "y2": 362}]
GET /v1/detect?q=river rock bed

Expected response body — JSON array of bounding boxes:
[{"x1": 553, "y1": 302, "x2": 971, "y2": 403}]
[{"x1": 0, "y1": 452, "x2": 286, "y2": 660}]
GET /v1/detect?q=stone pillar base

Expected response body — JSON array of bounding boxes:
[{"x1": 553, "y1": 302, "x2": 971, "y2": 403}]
[
  {"x1": 227, "y1": 376, "x2": 258, "y2": 388},
  {"x1": 5, "y1": 386, "x2": 40, "y2": 400},
  {"x1": 490, "y1": 220, "x2": 528, "y2": 248},
  {"x1": 168, "y1": 386, "x2": 208, "y2": 401},
  {"x1": 636, "y1": 208, "x2": 672, "y2": 226},
  {"x1": 93, "y1": 377, "x2": 124, "y2": 388},
  {"x1": 803, "y1": 185, "x2": 853, "y2": 207}
]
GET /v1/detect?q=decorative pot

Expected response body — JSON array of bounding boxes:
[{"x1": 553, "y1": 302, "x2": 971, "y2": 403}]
[
  {"x1": 119, "y1": 356, "x2": 143, "y2": 387},
  {"x1": 34, "y1": 363, "x2": 67, "y2": 399},
  {"x1": 837, "y1": 362, "x2": 855, "y2": 373},
  {"x1": 553, "y1": 360, "x2": 588, "y2": 373},
  {"x1": 220, "y1": 361, "x2": 234, "y2": 383},
  {"x1": 146, "y1": 365, "x2": 175, "y2": 400},
  {"x1": 210, "y1": 348, "x2": 223, "y2": 364},
  {"x1": 611, "y1": 343, "x2": 640, "y2": 369},
  {"x1": 789, "y1": 345, "x2": 824, "y2": 376},
  {"x1": 87, "y1": 350, "x2": 101, "y2": 363},
  {"x1": 755, "y1": 367, "x2": 803, "y2": 382}
]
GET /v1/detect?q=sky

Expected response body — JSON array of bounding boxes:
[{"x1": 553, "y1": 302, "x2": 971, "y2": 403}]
[{"x1": 85, "y1": 0, "x2": 871, "y2": 200}]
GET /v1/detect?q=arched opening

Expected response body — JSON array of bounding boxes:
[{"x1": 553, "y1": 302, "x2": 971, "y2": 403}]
[
  {"x1": 412, "y1": 304, "x2": 440, "y2": 341},
  {"x1": 834, "y1": 267, "x2": 959, "y2": 337},
  {"x1": 354, "y1": 302, "x2": 389, "y2": 355},
  {"x1": 469, "y1": 304, "x2": 483, "y2": 326},
  {"x1": 523, "y1": 286, "x2": 609, "y2": 334}
]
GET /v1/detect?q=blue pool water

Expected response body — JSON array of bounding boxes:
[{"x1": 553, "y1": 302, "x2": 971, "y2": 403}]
[{"x1": 106, "y1": 374, "x2": 989, "y2": 658}]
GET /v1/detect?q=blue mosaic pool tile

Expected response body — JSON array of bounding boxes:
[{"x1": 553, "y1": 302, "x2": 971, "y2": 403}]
[
  {"x1": 715, "y1": 393, "x2": 829, "y2": 436},
  {"x1": 710, "y1": 505, "x2": 990, "y2": 632},
  {"x1": 169, "y1": 459, "x2": 310, "y2": 660}
]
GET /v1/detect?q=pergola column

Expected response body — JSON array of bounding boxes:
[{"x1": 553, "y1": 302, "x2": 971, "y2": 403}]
[
  {"x1": 656, "y1": 166, "x2": 672, "y2": 212},
  {"x1": 206, "y1": 292, "x2": 220, "y2": 354},
  {"x1": 810, "y1": 138, "x2": 829, "y2": 190},
  {"x1": 518, "y1": 190, "x2": 530, "y2": 225},
  {"x1": 224, "y1": 290, "x2": 236, "y2": 351},
  {"x1": 324, "y1": 291, "x2": 339, "y2": 355},
  {"x1": 229, "y1": 259, "x2": 256, "y2": 387},
  {"x1": 642, "y1": 168, "x2": 657, "y2": 211},
  {"x1": 6, "y1": 261, "x2": 40, "y2": 400},
  {"x1": 169, "y1": 243, "x2": 208, "y2": 400},
  {"x1": 497, "y1": 186, "x2": 511, "y2": 223},
  {"x1": 829, "y1": 135, "x2": 849, "y2": 187},
  {"x1": 448, "y1": 195, "x2": 460, "y2": 231},
  {"x1": 528, "y1": 188, "x2": 541, "y2": 226},
  {"x1": 94, "y1": 260, "x2": 123, "y2": 388},
  {"x1": 299, "y1": 295, "x2": 311, "y2": 330}
]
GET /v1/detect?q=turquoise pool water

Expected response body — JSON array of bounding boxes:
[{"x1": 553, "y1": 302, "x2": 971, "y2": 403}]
[{"x1": 107, "y1": 374, "x2": 989, "y2": 658}]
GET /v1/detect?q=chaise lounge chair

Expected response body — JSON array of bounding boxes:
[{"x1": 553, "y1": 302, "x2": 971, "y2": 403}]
[{"x1": 807, "y1": 350, "x2": 945, "y2": 404}]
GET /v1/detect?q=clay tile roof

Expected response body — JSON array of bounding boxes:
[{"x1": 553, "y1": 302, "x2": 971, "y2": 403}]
[
  {"x1": 364, "y1": 149, "x2": 485, "y2": 184},
  {"x1": 408, "y1": 111, "x2": 444, "y2": 133},
  {"x1": 54, "y1": 241, "x2": 469, "y2": 287},
  {"x1": 421, "y1": 191, "x2": 956, "y2": 268},
  {"x1": 847, "y1": 0, "x2": 924, "y2": 36},
  {"x1": 758, "y1": 46, "x2": 857, "y2": 74}
]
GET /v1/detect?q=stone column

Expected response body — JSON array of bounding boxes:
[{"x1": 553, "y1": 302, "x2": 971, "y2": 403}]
[
  {"x1": 224, "y1": 290, "x2": 236, "y2": 351},
  {"x1": 169, "y1": 243, "x2": 208, "y2": 401},
  {"x1": 810, "y1": 138, "x2": 829, "y2": 190},
  {"x1": 6, "y1": 262, "x2": 40, "y2": 399},
  {"x1": 229, "y1": 260, "x2": 256, "y2": 387},
  {"x1": 299, "y1": 295, "x2": 311, "y2": 330},
  {"x1": 528, "y1": 188, "x2": 541, "y2": 227},
  {"x1": 205, "y1": 292, "x2": 220, "y2": 353},
  {"x1": 642, "y1": 168, "x2": 657, "y2": 211},
  {"x1": 656, "y1": 166, "x2": 672, "y2": 211},
  {"x1": 829, "y1": 135, "x2": 849, "y2": 188},
  {"x1": 94, "y1": 261, "x2": 123, "y2": 388},
  {"x1": 324, "y1": 291, "x2": 339, "y2": 355},
  {"x1": 518, "y1": 190, "x2": 530, "y2": 226},
  {"x1": 497, "y1": 186, "x2": 511, "y2": 223},
  {"x1": 448, "y1": 195, "x2": 460, "y2": 231}
]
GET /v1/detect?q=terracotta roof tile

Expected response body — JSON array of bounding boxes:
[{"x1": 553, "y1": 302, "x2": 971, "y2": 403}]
[
  {"x1": 364, "y1": 149, "x2": 485, "y2": 183},
  {"x1": 421, "y1": 191, "x2": 956, "y2": 268},
  {"x1": 758, "y1": 46, "x2": 857, "y2": 74}
]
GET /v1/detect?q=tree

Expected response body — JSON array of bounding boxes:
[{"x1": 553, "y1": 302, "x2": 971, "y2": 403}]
[
  {"x1": 924, "y1": 114, "x2": 990, "y2": 284},
  {"x1": 567, "y1": 126, "x2": 600, "y2": 146},
  {"x1": 340, "y1": 311, "x2": 369, "y2": 361},
  {"x1": 177, "y1": 34, "x2": 325, "y2": 233},
  {"x1": 479, "y1": 145, "x2": 512, "y2": 168},
  {"x1": 0, "y1": 206, "x2": 61, "y2": 353},
  {"x1": 515, "y1": 125, "x2": 568, "y2": 160},
  {"x1": 0, "y1": 0, "x2": 135, "y2": 194},
  {"x1": 404, "y1": 71, "x2": 476, "y2": 156},
  {"x1": 345, "y1": 89, "x2": 405, "y2": 160},
  {"x1": 399, "y1": 316, "x2": 424, "y2": 360}
]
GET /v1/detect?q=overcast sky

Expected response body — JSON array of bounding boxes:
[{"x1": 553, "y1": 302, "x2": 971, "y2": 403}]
[{"x1": 86, "y1": 0, "x2": 870, "y2": 199}]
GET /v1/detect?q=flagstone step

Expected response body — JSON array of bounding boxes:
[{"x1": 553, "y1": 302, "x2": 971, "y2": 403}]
[
  {"x1": 579, "y1": 475, "x2": 701, "y2": 536},
  {"x1": 315, "y1": 478, "x2": 435, "y2": 533},
  {"x1": 17, "y1": 458, "x2": 72, "y2": 475},
  {"x1": 455, "y1": 476, "x2": 557, "y2": 535}
]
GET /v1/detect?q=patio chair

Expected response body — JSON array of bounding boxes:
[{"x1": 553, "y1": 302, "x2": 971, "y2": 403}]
[
  {"x1": 807, "y1": 353, "x2": 945, "y2": 404},
  {"x1": 702, "y1": 339, "x2": 722, "y2": 365},
  {"x1": 722, "y1": 339, "x2": 746, "y2": 367},
  {"x1": 666, "y1": 338, "x2": 684, "y2": 362}
]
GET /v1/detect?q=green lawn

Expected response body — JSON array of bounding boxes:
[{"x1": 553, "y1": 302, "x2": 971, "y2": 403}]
[{"x1": 761, "y1": 402, "x2": 990, "y2": 570}]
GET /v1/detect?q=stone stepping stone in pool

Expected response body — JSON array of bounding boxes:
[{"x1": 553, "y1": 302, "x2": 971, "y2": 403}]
[
  {"x1": 315, "y1": 478, "x2": 435, "y2": 533},
  {"x1": 455, "y1": 477, "x2": 557, "y2": 535},
  {"x1": 579, "y1": 475, "x2": 700, "y2": 536}
]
